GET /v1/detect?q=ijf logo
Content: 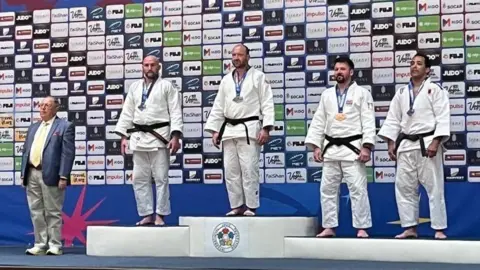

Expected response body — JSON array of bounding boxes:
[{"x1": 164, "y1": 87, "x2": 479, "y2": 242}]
[{"x1": 212, "y1": 222, "x2": 240, "y2": 253}]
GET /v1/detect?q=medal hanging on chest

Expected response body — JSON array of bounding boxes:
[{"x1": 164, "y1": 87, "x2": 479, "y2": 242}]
[
  {"x1": 406, "y1": 79, "x2": 427, "y2": 117},
  {"x1": 233, "y1": 70, "x2": 247, "y2": 103},
  {"x1": 138, "y1": 79, "x2": 157, "y2": 111},
  {"x1": 335, "y1": 83, "x2": 351, "y2": 121}
]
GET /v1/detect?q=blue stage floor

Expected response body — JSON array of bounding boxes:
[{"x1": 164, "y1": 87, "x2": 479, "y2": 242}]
[{"x1": 0, "y1": 246, "x2": 478, "y2": 270}]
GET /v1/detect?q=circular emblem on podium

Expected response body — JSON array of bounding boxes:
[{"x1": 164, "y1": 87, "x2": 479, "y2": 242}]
[{"x1": 212, "y1": 222, "x2": 240, "y2": 253}]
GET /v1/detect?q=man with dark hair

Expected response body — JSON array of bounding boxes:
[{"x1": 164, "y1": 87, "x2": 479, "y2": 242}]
[
  {"x1": 378, "y1": 53, "x2": 450, "y2": 239},
  {"x1": 305, "y1": 56, "x2": 376, "y2": 238},
  {"x1": 21, "y1": 96, "x2": 75, "y2": 255},
  {"x1": 115, "y1": 55, "x2": 183, "y2": 226},
  {"x1": 204, "y1": 43, "x2": 274, "y2": 216}
]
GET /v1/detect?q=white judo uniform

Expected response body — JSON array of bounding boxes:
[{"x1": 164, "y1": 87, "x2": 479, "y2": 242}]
[
  {"x1": 115, "y1": 78, "x2": 183, "y2": 217},
  {"x1": 377, "y1": 78, "x2": 450, "y2": 230},
  {"x1": 204, "y1": 68, "x2": 274, "y2": 209},
  {"x1": 305, "y1": 82, "x2": 376, "y2": 229}
]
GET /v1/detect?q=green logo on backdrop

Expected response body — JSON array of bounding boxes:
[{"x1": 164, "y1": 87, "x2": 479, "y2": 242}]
[
  {"x1": 286, "y1": 120, "x2": 306, "y2": 136},
  {"x1": 395, "y1": 1, "x2": 416, "y2": 16},
  {"x1": 183, "y1": 46, "x2": 202, "y2": 61},
  {"x1": 467, "y1": 48, "x2": 480, "y2": 64},
  {"x1": 0, "y1": 143, "x2": 13, "y2": 156},
  {"x1": 144, "y1": 17, "x2": 162, "y2": 32},
  {"x1": 418, "y1": 16, "x2": 440, "y2": 32},
  {"x1": 15, "y1": 157, "x2": 21, "y2": 171},
  {"x1": 125, "y1": 4, "x2": 143, "y2": 18},
  {"x1": 442, "y1": 31, "x2": 464, "y2": 47},
  {"x1": 203, "y1": 60, "x2": 222, "y2": 75},
  {"x1": 274, "y1": 105, "x2": 284, "y2": 121},
  {"x1": 366, "y1": 167, "x2": 374, "y2": 183},
  {"x1": 163, "y1": 32, "x2": 182, "y2": 47}
]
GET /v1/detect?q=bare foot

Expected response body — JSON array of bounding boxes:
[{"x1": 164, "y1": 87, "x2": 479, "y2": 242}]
[
  {"x1": 226, "y1": 207, "x2": 244, "y2": 216},
  {"x1": 316, "y1": 228, "x2": 335, "y2": 238},
  {"x1": 435, "y1": 231, "x2": 447, "y2": 239},
  {"x1": 357, "y1": 229, "x2": 369, "y2": 238},
  {"x1": 135, "y1": 216, "x2": 153, "y2": 226},
  {"x1": 395, "y1": 229, "x2": 417, "y2": 239},
  {"x1": 155, "y1": 215, "x2": 165, "y2": 226}
]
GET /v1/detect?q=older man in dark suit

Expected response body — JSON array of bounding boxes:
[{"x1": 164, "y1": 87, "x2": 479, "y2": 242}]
[{"x1": 21, "y1": 96, "x2": 75, "y2": 256}]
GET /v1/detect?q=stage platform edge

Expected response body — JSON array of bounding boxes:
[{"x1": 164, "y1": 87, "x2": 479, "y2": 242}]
[
  {"x1": 283, "y1": 237, "x2": 480, "y2": 264},
  {"x1": 86, "y1": 225, "x2": 190, "y2": 257},
  {"x1": 179, "y1": 216, "x2": 318, "y2": 258}
]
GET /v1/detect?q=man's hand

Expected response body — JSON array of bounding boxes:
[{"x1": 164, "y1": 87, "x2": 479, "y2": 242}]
[
  {"x1": 387, "y1": 140, "x2": 397, "y2": 161},
  {"x1": 120, "y1": 137, "x2": 128, "y2": 156},
  {"x1": 257, "y1": 129, "x2": 270, "y2": 145},
  {"x1": 58, "y1": 179, "x2": 67, "y2": 190},
  {"x1": 426, "y1": 139, "x2": 440, "y2": 158},
  {"x1": 357, "y1": 148, "x2": 371, "y2": 163},
  {"x1": 21, "y1": 177, "x2": 25, "y2": 188},
  {"x1": 212, "y1": 132, "x2": 220, "y2": 149},
  {"x1": 167, "y1": 137, "x2": 180, "y2": 155},
  {"x1": 313, "y1": 147, "x2": 323, "y2": 163}
]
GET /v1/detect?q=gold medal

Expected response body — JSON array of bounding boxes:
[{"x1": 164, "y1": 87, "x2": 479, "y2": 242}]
[{"x1": 335, "y1": 113, "x2": 346, "y2": 121}]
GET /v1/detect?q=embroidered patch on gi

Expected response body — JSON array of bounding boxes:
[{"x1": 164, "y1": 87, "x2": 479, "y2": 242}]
[{"x1": 346, "y1": 100, "x2": 353, "y2": 105}]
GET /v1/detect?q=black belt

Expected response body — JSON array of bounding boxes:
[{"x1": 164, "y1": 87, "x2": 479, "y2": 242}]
[
  {"x1": 217, "y1": 116, "x2": 260, "y2": 145},
  {"x1": 322, "y1": 134, "x2": 363, "y2": 157},
  {"x1": 126, "y1": 122, "x2": 170, "y2": 145},
  {"x1": 395, "y1": 130, "x2": 435, "y2": 157}
]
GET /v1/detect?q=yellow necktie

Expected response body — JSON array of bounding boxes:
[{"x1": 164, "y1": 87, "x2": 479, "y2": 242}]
[{"x1": 30, "y1": 122, "x2": 49, "y2": 167}]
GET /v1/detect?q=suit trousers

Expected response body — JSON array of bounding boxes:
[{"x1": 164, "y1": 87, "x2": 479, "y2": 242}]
[{"x1": 26, "y1": 167, "x2": 65, "y2": 249}]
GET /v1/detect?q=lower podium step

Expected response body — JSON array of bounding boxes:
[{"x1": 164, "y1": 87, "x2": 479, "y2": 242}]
[
  {"x1": 179, "y1": 216, "x2": 318, "y2": 258},
  {"x1": 283, "y1": 237, "x2": 480, "y2": 264},
  {"x1": 86, "y1": 226, "x2": 190, "y2": 257}
]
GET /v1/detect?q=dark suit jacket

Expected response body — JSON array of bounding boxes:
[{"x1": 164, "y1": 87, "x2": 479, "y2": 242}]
[{"x1": 21, "y1": 116, "x2": 75, "y2": 187}]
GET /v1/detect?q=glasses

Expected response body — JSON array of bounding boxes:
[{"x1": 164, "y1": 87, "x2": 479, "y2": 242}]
[{"x1": 39, "y1": 103, "x2": 54, "y2": 108}]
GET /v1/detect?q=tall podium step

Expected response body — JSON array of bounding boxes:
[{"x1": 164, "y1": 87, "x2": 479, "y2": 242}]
[
  {"x1": 283, "y1": 237, "x2": 480, "y2": 264},
  {"x1": 86, "y1": 226, "x2": 190, "y2": 257},
  {"x1": 179, "y1": 216, "x2": 317, "y2": 258}
]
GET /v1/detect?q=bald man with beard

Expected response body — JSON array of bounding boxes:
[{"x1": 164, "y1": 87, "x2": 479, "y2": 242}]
[
  {"x1": 204, "y1": 44, "x2": 275, "y2": 216},
  {"x1": 115, "y1": 56, "x2": 183, "y2": 226}
]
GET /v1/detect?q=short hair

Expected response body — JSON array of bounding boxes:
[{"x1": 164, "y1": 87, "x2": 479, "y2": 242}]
[
  {"x1": 234, "y1": 44, "x2": 250, "y2": 56},
  {"x1": 334, "y1": 56, "x2": 355, "y2": 70},
  {"x1": 412, "y1": 53, "x2": 431, "y2": 68}
]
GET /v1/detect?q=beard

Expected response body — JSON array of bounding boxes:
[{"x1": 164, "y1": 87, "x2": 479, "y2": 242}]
[
  {"x1": 145, "y1": 70, "x2": 158, "y2": 79},
  {"x1": 232, "y1": 59, "x2": 245, "y2": 68},
  {"x1": 335, "y1": 75, "x2": 346, "y2": 83}
]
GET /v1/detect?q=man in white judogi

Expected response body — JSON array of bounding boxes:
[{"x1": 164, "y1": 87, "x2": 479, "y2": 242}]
[
  {"x1": 305, "y1": 57, "x2": 376, "y2": 238},
  {"x1": 378, "y1": 53, "x2": 450, "y2": 239},
  {"x1": 204, "y1": 44, "x2": 275, "y2": 216},
  {"x1": 115, "y1": 56, "x2": 183, "y2": 226}
]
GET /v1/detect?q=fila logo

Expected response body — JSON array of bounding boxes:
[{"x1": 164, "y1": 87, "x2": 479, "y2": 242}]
[{"x1": 88, "y1": 70, "x2": 103, "y2": 76}]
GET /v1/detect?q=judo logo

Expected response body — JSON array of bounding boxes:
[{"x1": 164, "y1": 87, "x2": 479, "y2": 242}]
[{"x1": 212, "y1": 222, "x2": 240, "y2": 253}]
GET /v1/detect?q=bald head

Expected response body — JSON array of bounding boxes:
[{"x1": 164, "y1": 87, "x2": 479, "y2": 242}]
[{"x1": 143, "y1": 56, "x2": 160, "y2": 80}]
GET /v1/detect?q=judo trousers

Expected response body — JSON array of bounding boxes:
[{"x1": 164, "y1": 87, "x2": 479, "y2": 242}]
[
  {"x1": 132, "y1": 149, "x2": 171, "y2": 217},
  {"x1": 395, "y1": 149, "x2": 447, "y2": 230},
  {"x1": 223, "y1": 137, "x2": 261, "y2": 209},
  {"x1": 321, "y1": 160, "x2": 372, "y2": 229}
]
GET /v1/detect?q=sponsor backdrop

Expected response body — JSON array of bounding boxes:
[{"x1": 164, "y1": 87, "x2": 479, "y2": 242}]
[{"x1": 0, "y1": 0, "x2": 479, "y2": 246}]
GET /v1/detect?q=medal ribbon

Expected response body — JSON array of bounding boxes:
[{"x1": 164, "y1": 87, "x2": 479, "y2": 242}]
[
  {"x1": 336, "y1": 81, "x2": 354, "y2": 113},
  {"x1": 408, "y1": 78, "x2": 428, "y2": 114},
  {"x1": 235, "y1": 71, "x2": 248, "y2": 97}
]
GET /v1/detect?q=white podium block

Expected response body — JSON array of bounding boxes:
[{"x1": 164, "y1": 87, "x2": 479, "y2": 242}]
[
  {"x1": 86, "y1": 226, "x2": 190, "y2": 257},
  {"x1": 284, "y1": 237, "x2": 480, "y2": 264},
  {"x1": 179, "y1": 216, "x2": 317, "y2": 258}
]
